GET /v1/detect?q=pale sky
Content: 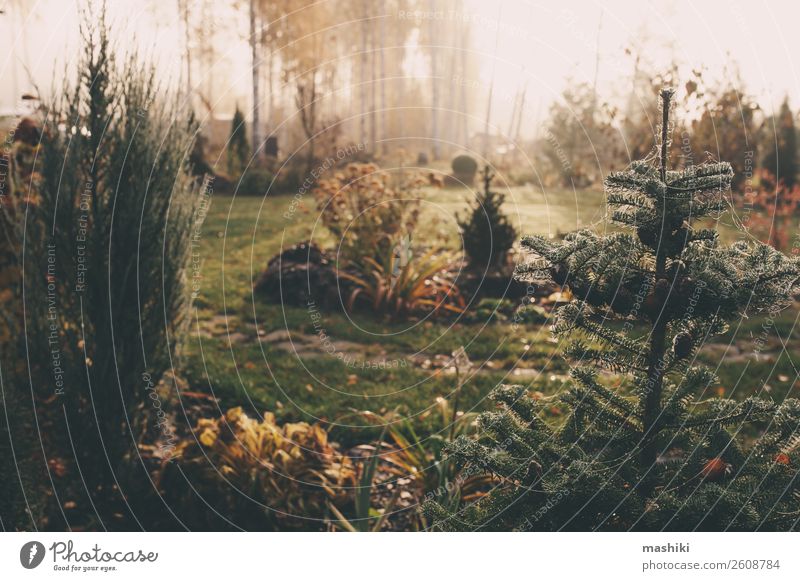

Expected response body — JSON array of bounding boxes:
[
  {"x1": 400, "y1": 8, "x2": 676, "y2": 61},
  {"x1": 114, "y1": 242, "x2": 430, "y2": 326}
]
[
  {"x1": 465, "y1": 0, "x2": 800, "y2": 134},
  {"x1": 2, "y1": 0, "x2": 798, "y2": 135}
]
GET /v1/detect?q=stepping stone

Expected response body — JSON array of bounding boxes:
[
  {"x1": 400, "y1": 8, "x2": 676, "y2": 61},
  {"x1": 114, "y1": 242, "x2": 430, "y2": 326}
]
[{"x1": 260, "y1": 329, "x2": 294, "y2": 343}]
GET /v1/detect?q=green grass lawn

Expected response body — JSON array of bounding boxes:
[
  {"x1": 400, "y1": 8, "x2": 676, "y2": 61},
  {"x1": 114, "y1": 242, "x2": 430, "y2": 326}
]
[{"x1": 182, "y1": 185, "x2": 800, "y2": 445}]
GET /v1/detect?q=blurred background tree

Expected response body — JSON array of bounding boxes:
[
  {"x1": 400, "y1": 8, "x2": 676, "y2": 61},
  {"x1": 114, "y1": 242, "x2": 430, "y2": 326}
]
[
  {"x1": 227, "y1": 105, "x2": 250, "y2": 178},
  {"x1": 690, "y1": 76, "x2": 760, "y2": 191},
  {"x1": 761, "y1": 97, "x2": 798, "y2": 188}
]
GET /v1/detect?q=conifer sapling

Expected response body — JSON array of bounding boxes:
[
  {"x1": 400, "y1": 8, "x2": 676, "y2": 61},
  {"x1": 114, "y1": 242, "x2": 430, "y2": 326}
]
[
  {"x1": 458, "y1": 166, "x2": 518, "y2": 269},
  {"x1": 228, "y1": 105, "x2": 250, "y2": 178},
  {"x1": 426, "y1": 89, "x2": 800, "y2": 531}
]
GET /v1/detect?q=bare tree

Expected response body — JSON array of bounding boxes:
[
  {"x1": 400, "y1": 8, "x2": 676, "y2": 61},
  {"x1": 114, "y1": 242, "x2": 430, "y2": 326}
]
[
  {"x1": 360, "y1": 0, "x2": 368, "y2": 147},
  {"x1": 379, "y1": 3, "x2": 387, "y2": 156},
  {"x1": 295, "y1": 74, "x2": 318, "y2": 173},
  {"x1": 370, "y1": 7, "x2": 377, "y2": 155},
  {"x1": 177, "y1": 0, "x2": 192, "y2": 99},
  {"x1": 250, "y1": 0, "x2": 262, "y2": 159},
  {"x1": 428, "y1": 0, "x2": 439, "y2": 160}
]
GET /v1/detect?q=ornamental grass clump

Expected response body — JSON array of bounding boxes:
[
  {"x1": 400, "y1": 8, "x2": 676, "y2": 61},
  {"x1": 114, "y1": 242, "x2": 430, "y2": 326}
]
[{"x1": 315, "y1": 163, "x2": 463, "y2": 318}]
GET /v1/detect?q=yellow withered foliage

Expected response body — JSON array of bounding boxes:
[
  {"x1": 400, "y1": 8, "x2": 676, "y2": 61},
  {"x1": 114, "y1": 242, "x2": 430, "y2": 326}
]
[{"x1": 166, "y1": 407, "x2": 355, "y2": 529}]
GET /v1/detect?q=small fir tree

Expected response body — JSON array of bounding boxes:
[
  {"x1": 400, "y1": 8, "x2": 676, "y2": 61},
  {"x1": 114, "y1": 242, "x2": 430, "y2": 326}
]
[
  {"x1": 227, "y1": 105, "x2": 250, "y2": 178},
  {"x1": 458, "y1": 166, "x2": 518, "y2": 269},
  {"x1": 426, "y1": 89, "x2": 800, "y2": 531}
]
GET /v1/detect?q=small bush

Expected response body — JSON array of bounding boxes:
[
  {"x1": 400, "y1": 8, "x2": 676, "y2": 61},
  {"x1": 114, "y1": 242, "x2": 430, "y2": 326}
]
[
  {"x1": 274, "y1": 163, "x2": 305, "y2": 194},
  {"x1": 452, "y1": 154, "x2": 478, "y2": 175},
  {"x1": 313, "y1": 163, "x2": 422, "y2": 264},
  {"x1": 313, "y1": 163, "x2": 463, "y2": 319},
  {"x1": 254, "y1": 240, "x2": 349, "y2": 310},
  {"x1": 236, "y1": 167, "x2": 275, "y2": 196},
  {"x1": 451, "y1": 154, "x2": 478, "y2": 184}
]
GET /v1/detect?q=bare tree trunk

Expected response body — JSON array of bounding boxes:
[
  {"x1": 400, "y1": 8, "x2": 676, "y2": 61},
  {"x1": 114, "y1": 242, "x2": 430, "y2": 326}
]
[
  {"x1": 483, "y1": 78, "x2": 494, "y2": 159},
  {"x1": 327, "y1": 66, "x2": 336, "y2": 120},
  {"x1": 360, "y1": 0, "x2": 368, "y2": 147},
  {"x1": 445, "y1": 0, "x2": 460, "y2": 157},
  {"x1": 296, "y1": 75, "x2": 318, "y2": 175},
  {"x1": 514, "y1": 82, "x2": 527, "y2": 144},
  {"x1": 428, "y1": 0, "x2": 439, "y2": 160},
  {"x1": 507, "y1": 90, "x2": 519, "y2": 140},
  {"x1": 591, "y1": 9, "x2": 604, "y2": 115},
  {"x1": 370, "y1": 13, "x2": 377, "y2": 156},
  {"x1": 250, "y1": 0, "x2": 261, "y2": 159},
  {"x1": 179, "y1": 0, "x2": 192, "y2": 100},
  {"x1": 392, "y1": 8, "x2": 405, "y2": 142},
  {"x1": 9, "y1": 5, "x2": 20, "y2": 103},
  {"x1": 379, "y1": 2, "x2": 388, "y2": 156},
  {"x1": 267, "y1": 47, "x2": 275, "y2": 130},
  {"x1": 202, "y1": 0, "x2": 213, "y2": 114},
  {"x1": 459, "y1": 25, "x2": 469, "y2": 148},
  {"x1": 483, "y1": 4, "x2": 502, "y2": 159}
]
